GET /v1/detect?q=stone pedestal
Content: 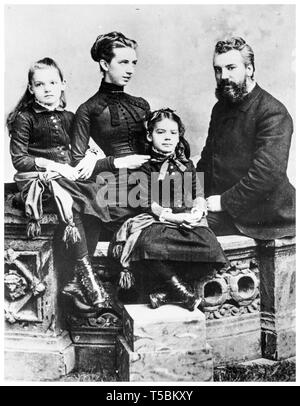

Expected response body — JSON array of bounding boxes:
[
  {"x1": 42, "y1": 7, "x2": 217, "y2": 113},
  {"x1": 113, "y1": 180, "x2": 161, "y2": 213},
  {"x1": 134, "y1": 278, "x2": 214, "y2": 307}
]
[
  {"x1": 206, "y1": 313, "x2": 261, "y2": 365},
  {"x1": 5, "y1": 331, "x2": 74, "y2": 381},
  {"x1": 197, "y1": 236, "x2": 262, "y2": 364},
  {"x1": 258, "y1": 237, "x2": 296, "y2": 360},
  {"x1": 4, "y1": 195, "x2": 75, "y2": 381},
  {"x1": 116, "y1": 304, "x2": 213, "y2": 382},
  {"x1": 65, "y1": 276, "x2": 123, "y2": 375},
  {"x1": 67, "y1": 306, "x2": 122, "y2": 375}
]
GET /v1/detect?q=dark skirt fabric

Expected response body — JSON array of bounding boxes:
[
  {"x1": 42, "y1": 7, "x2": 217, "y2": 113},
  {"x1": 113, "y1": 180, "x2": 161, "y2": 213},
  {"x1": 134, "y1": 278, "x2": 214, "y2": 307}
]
[
  {"x1": 131, "y1": 222, "x2": 228, "y2": 265},
  {"x1": 97, "y1": 168, "x2": 141, "y2": 233},
  {"x1": 55, "y1": 177, "x2": 111, "y2": 222}
]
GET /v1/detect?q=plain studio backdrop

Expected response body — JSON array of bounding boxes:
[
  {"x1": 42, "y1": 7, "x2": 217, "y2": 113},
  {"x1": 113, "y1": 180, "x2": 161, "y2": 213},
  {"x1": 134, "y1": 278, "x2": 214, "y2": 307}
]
[{"x1": 4, "y1": 4, "x2": 296, "y2": 185}]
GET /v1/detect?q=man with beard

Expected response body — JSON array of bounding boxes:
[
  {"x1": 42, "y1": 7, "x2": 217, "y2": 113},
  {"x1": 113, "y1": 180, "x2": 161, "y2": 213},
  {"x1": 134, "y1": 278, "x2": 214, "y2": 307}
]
[{"x1": 196, "y1": 37, "x2": 295, "y2": 239}]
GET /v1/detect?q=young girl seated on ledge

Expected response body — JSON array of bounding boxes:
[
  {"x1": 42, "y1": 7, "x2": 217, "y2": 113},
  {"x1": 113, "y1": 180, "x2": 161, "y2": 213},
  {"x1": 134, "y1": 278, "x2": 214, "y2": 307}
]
[
  {"x1": 109, "y1": 108, "x2": 229, "y2": 311},
  {"x1": 7, "y1": 57, "x2": 113, "y2": 311}
]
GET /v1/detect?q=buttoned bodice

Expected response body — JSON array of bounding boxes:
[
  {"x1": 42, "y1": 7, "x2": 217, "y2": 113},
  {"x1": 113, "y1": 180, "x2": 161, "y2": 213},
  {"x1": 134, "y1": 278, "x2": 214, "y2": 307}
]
[
  {"x1": 10, "y1": 103, "x2": 74, "y2": 172},
  {"x1": 71, "y1": 81, "x2": 150, "y2": 165}
]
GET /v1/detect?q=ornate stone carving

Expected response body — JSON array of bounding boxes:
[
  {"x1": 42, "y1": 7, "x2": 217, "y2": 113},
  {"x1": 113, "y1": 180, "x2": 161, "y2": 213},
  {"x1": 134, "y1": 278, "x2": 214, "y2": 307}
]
[
  {"x1": 65, "y1": 278, "x2": 124, "y2": 346},
  {"x1": 5, "y1": 248, "x2": 46, "y2": 297},
  {"x1": 205, "y1": 297, "x2": 260, "y2": 320},
  {"x1": 196, "y1": 258, "x2": 260, "y2": 319},
  {"x1": 4, "y1": 248, "x2": 46, "y2": 324},
  {"x1": 200, "y1": 276, "x2": 228, "y2": 308},
  {"x1": 4, "y1": 270, "x2": 28, "y2": 301},
  {"x1": 67, "y1": 310, "x2": 122, "y2": 330},
  {"x1": 67, "y1": 309, "x2": 123, "y2": 345}
]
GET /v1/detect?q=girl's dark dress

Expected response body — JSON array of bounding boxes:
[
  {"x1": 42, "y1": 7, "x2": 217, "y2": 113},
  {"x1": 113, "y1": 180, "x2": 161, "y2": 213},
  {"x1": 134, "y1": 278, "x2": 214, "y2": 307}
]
[
  {"x1": 9, "y1": 102, "x2": 112, "y2": 220},
  {"x1": 131, "y1": 152, "x2": 228, "y2": 266},
  {"x1": 71, "y1": 80, "x2": 150, "y2": 232}
]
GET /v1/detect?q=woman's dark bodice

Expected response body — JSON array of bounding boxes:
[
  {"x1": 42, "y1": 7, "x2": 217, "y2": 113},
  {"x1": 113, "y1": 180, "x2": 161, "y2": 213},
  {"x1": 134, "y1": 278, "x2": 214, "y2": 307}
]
[{"x1": 71, "y1": 81, "x2": 151, "y2": 166}]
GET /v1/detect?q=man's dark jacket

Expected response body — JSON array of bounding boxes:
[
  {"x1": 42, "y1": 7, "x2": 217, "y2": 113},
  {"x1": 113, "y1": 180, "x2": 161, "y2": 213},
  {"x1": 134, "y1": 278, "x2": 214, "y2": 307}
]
[{"x1": 196, "y1": 84, "x2": 295, "y2": 240}]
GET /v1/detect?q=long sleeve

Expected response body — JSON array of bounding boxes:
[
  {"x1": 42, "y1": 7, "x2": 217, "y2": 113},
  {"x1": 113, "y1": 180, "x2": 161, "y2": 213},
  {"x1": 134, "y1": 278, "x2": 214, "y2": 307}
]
[
  {"x1": 135, "y1": 163, "x2": 153, "y2": 214},
  {"x1": 221, "y1": 103, "x2": 293, "y2": 218},
  {"x1": 130, "y1": 163, "x2": 164, "y2": 218},
  {"x1": 137, "y1": 161, "x2": 202, "y2": 217},
  {"x1": 71, "y1": 103, "x2": 93, "y2": 166},
  {"x1": 71, "y1": 102, "x2": 116, "y2": 173},
  {"x1": 92, "y1": 156, "x2": 116, "y2": 174},
  {"x1": 196, "y1": 108, "x2": 215, "y2": 175},
  {"x1": 191, "y1": 162, "x2": 204, "y2": 199},
  {"x1": 10, "y1": 113, "x2": 37, "y2": 172}
]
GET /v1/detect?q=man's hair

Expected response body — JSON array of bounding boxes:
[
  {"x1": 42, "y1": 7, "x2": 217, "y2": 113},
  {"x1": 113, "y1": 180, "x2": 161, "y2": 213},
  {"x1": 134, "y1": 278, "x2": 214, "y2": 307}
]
[{"x1": 215, "y1": 37, "x2": 255, "y2": 78}]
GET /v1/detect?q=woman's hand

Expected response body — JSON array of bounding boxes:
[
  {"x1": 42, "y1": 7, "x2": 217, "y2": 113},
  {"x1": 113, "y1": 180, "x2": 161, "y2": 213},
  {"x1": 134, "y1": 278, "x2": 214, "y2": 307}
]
[
  {"x1": 35, "y1": 157, "x2": 56, "y2": 171},
  {"x1": 53, "y1": 163, "x2": 79, "y2": 181},
  {"x1": 75, "y1": 154, "x2": 98, "y2": 180},
  {"x1": 114, "y1": 154, "x2": 150, "y2": 170}
]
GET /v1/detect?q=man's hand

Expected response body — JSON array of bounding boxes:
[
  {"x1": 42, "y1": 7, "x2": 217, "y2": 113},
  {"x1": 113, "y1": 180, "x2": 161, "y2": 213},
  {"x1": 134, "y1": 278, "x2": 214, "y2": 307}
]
[
  {"x1": 206, "y1": 195, "x2": 223, "y2": 212},
  {"x1": 192, "y1": 197, "x2": 208, "y2": 217}
]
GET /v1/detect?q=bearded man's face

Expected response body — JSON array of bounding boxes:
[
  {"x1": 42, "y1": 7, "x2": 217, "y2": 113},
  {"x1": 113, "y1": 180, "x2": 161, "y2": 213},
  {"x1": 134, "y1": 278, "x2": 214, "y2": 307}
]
[{"x1": 213, "y1": 49, "x2": 251, "y2": 103}]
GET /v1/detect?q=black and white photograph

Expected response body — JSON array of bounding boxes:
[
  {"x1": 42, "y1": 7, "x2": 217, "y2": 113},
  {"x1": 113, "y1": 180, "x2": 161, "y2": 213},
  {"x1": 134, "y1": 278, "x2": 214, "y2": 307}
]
[{"x1": 3, "y1": 1, "x2": 297, "y2": 386}]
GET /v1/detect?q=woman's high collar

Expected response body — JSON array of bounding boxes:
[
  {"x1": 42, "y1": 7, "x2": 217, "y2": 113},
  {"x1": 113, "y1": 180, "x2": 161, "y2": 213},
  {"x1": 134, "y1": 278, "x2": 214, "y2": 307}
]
[{"x1": 99, "y1": 80, "x2": 124, "y2": 93}]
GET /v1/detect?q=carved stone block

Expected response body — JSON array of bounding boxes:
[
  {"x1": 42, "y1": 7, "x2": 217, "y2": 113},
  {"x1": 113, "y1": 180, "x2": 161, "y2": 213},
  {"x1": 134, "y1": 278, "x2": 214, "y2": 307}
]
[
  {"x1": 206, "y1": 313, "x2": 261, "y2": 365},
  {"x1": 65, "y1": 280, "x2": 123, "y2": 374},
  {"x1": 5, "y1": 331, "x2": 74, "y2": 381},
  {"x1": 117, "y1": 304, "x2": 211, "y2": 382},
  {"x1": 123, "y1": 304, "x2": 207, "y2": 352},
  {"x1": 194, "y1": 236, "x2": 262, "y2": 364},
  {"x1": 5, "y1": 239, "x2": 64, "y2": 334},
  {"x1": 75, "y1": 345, "x2": 116, "y2": 376},
  {"x1": 4, "y1": 197, "x2": 75, "y2": 381},
  {"x1": 116, "y1": 335, "x2": 213, "y2": 382},
  {"x1": 195, "y1": 246, "x2": 260, "y2": 316},
  {"x1": 258, "y1": 237, "x2": 296, "y2": 360},
  {"x1": 67, "y1": 310, "x2": 122, "y2": 345}
]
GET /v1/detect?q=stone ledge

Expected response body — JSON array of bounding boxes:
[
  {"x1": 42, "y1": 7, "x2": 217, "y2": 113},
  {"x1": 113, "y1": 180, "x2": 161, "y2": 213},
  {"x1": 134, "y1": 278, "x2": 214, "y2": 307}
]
[
  {"x1": 116, "y1": 335, "x2": 213, "y2": 382},
  {"x1": 123, "y1": 304, "x2": 206, "y2": 353},
  {"x1": 217, "y1": 235, "x2": 257, "y2": 250},
  {"x1": 5, "y1": 330, "x2": 75, "y2": 381},
  {"x1": 4, "y1": 193, "x2": 295, "y2": 253},
  {"x1": 94, "y1": 234, "x2": 295, "y2": 258},
  {"x1": 4, "y1": 188, "x2": 296, "y2": 375}
]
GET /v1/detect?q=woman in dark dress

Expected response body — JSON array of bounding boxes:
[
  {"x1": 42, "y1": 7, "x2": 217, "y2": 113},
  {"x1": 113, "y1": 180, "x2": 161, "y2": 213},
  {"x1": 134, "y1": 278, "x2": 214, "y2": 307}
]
[
  {"x1": 63, "y1": 32, "x2": 151, "y2": 304},
  {"x1": 71, "y1": 31, "x2": 151, "y2": 233}
]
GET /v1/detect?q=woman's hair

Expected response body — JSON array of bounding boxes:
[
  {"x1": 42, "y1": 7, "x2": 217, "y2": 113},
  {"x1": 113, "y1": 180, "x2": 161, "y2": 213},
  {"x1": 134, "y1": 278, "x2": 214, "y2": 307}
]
[
  {"x1": 6, "y1": 57, "x2": 66, "y2": 133},
  {"x1": 91, "y1": 31, "x2": 137, "y2": 72},
  {"x1": 146, "y1": 108, "x2": 190, "y2": 159},
  {"x1": 214, "y1": 36, "x2": 255, "y2": 78}
]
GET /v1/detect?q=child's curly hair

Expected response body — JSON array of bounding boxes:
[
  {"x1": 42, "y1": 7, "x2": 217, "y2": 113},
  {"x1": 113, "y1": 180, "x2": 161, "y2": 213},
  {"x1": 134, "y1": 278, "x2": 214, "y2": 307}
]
[{"x1": 146, "y1": 108, "x2": 190, "y2": 159}]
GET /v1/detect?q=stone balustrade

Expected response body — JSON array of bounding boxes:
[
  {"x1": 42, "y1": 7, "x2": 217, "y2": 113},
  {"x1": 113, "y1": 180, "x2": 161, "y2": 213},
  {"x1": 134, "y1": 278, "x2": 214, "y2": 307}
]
[
  {"x1": 4, "y1": 186, "x2": 296, "y2": 381},
  {"x1": 4, "y1": 186, "x2": 75, "y2": 381}
]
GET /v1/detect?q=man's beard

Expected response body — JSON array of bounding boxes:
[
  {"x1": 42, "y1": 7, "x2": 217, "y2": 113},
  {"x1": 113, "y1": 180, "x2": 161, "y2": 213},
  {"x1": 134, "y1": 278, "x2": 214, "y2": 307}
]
[{"x1": 215, "y1": 78, "x2": 248, "y2": 104}]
